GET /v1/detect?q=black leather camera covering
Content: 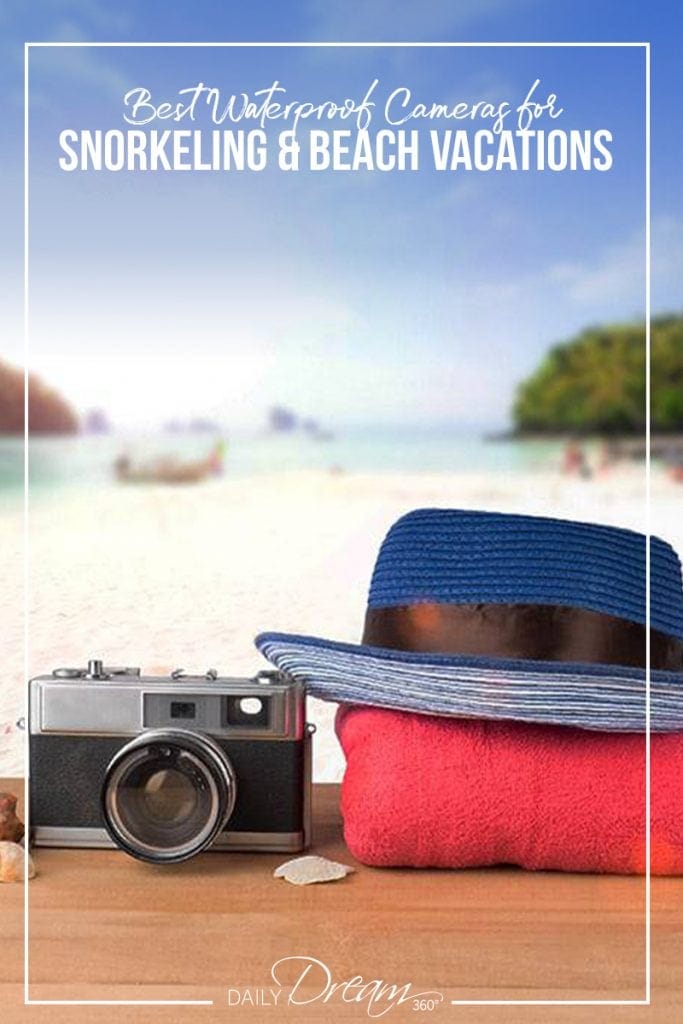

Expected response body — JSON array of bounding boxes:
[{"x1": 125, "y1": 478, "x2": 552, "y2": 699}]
[{"x1": 30, "y1": 734, "x2": 304, "y2": 833}]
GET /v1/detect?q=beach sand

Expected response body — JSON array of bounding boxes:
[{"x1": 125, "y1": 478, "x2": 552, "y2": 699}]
[{"x1": 1, "y1": 465, "x2": 681, "y2": 781}]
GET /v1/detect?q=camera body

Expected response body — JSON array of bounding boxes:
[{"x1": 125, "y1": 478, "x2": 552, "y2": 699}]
[{"x1": 29, "y1": 660, "x2": 311, "y2": 863}]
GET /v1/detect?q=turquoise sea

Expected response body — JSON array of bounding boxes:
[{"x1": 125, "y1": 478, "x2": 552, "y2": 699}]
[{"x1": 0, "y1": 427, "x2": 565, "y2": 502}]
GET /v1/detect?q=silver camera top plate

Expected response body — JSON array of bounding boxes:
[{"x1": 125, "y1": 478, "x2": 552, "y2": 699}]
[{"x1": 30, "y1": 663, "x2": 305, "y2": 740}]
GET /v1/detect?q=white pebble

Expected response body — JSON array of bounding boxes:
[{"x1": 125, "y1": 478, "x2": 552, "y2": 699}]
[{"x1": 0, "y1": 841, "x2": 36, "y2": 882}]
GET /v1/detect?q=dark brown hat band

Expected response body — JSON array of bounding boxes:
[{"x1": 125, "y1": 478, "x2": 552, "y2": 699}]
[{"x1": 362, "y1": 603, "x2": 683, "y2": 671}]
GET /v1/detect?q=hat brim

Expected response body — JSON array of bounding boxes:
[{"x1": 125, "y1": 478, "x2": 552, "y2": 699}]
[{"x1": 255, "y1": 631, "x2": 683, "y2": 732}]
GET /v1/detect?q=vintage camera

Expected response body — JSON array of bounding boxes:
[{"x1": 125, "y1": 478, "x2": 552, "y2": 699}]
[{"x1": 29, "y1": 660, "x2": 311, "y2": 864}]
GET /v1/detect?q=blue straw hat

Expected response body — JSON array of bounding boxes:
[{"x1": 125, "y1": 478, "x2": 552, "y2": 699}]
[{"x1": 256, "y1": 509, "x2": 683, "y2": 732}]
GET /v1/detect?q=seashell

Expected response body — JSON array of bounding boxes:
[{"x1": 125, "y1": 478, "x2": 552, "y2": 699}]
[
  {"x1": 0, "y1": 792, "x2": 24, "y2": 843},
  {"x1": 0, "y1": 842, "x2": 36, "y2": 882},
  {"x1": 274, "y1": 855, "x2": 355, "y2": 886}
]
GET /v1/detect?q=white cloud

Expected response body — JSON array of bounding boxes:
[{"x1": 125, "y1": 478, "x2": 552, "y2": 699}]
[
  {"x1": 1, "y1": 0, "x2": 131, "y2": 37},
  {"x1": 28, "y1": 20, "x2": 129, "y2": 100},
  {"x1": 548, "y1": 235, "x2": 644, "y2": 307},
  {"x1": 305, "y1": 0, "x2": 536, "y2": 40},
  {"x1": 547, "y1": 215, "x2": 683, "y2": 314},
  {"x1": 2, "y1": 2, "x2": 132, "y2": 104},
  {"x1": 28, "y1": 275, "x2": 364, "y2": 428}
]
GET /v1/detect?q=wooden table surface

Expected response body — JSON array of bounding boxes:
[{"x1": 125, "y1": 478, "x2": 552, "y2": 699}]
[{"x1": 2, "y1": 777, "x2": 682, "y2": 1023}]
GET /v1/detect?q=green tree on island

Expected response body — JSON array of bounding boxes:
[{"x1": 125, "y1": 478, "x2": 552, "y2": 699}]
[{"x1": 513, "y1": 315, "x2": 683, "y2": 434}]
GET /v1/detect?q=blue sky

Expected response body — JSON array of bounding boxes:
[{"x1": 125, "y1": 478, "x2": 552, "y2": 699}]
[{"x1": 1, "y1": 2, "x2": 681, "y2": 430}]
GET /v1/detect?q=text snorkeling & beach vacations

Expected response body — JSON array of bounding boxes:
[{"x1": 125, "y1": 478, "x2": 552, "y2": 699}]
[{"x1": 58, "y1": 128, "x2": 613, "y2": 173}]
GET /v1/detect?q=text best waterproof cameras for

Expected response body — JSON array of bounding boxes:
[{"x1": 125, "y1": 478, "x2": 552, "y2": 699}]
[{"x1": 29, "y1": 660, "x2": 312, "y2": 864}]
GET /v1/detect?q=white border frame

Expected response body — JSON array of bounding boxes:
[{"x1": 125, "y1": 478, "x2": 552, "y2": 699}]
[{"x1": 23, "y1": 40, "x2": 651, "y2": 1009}]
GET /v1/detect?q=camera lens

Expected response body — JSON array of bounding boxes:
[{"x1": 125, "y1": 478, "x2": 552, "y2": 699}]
[{"x1": 102, "y1": 730, "x2": 236, "y2": 863}]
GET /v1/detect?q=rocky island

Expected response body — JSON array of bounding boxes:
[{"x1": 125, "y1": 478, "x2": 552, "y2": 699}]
[{"x1": 0, "y1": 360, "x2": 79, "y2": 434}]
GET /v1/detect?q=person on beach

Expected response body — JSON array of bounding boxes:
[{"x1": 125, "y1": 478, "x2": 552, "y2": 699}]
[
  {"x1": 666, "y1": 451, "x2": 683, "y2": 484},
  {"x1": 597, "y1": 440, "x2": 617, "y2": 477},
  {"x1": 562, "y1": 440, "x2": 592, "y2": 479}
]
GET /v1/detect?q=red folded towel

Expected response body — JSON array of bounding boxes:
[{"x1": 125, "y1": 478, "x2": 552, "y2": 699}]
[{"x1": 336, "y1": 706, "x2": 683, "y2": 875}]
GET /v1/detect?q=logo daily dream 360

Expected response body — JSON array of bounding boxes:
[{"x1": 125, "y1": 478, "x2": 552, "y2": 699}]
[{"x1": 226, "y1": 956, "x2": 444, "y2": 1018}]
